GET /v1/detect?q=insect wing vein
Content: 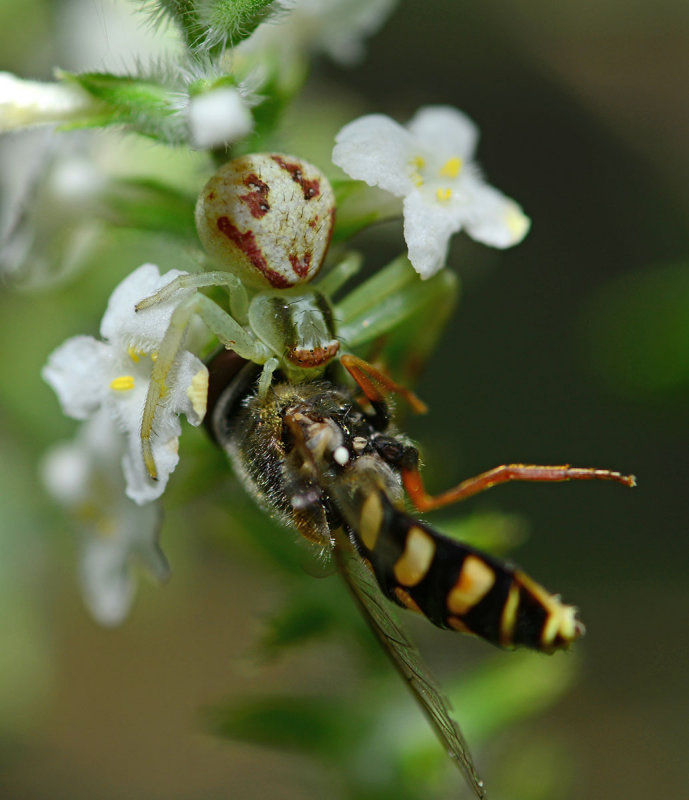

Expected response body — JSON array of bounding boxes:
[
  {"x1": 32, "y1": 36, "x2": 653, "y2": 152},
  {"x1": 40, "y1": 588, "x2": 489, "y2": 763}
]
[{"x1": 331, "y1": 528, "x2": 487, "y2": 800}]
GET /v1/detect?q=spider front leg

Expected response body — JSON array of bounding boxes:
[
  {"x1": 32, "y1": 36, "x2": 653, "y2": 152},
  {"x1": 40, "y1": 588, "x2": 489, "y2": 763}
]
[
  {"x1": 135, "y1": 270, "x2": 250, "y2": 324},
  {"x1": 139, "y1": 291, "x2": 271, "y2": 479}
]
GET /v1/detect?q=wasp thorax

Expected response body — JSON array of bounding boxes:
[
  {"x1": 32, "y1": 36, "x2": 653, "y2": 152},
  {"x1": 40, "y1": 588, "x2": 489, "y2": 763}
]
[{"x1": 195, "y1": 153, "x2": 336, "y2": 289}]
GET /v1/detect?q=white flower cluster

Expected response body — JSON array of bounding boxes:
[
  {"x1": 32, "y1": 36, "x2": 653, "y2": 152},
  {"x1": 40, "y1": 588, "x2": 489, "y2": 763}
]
[
  {"x1": 42, "y1": 265, "x2": 208, "y2": 621},
  {"x1": 43, "y1": 264, "x2": 208, "y2": 504}
]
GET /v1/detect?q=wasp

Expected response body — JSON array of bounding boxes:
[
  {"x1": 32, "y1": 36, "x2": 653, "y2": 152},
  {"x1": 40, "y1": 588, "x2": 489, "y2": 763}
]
[
  {"x1": 137, "y1": 153, "x2": 635, "y2": 798},
  {"x1": 203, "y1": 348, "x2": 634, "y2": 799}
]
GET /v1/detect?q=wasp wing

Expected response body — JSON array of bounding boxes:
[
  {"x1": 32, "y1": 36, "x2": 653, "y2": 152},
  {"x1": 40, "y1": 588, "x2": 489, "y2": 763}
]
[{"x1": 331, "y1": 526, "x2": 487, "y2": 800}]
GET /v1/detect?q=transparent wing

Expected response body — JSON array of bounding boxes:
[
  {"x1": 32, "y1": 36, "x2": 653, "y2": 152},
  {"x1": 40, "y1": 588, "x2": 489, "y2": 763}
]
[{"x1": 331, "y1": 527, "x2": 487, "y2": 800}]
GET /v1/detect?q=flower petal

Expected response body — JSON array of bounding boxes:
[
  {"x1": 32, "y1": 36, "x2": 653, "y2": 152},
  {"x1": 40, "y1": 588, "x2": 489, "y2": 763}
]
[
  {"x1": 42, "y1": 336, "x2": 111, "y2": 419},
  {"x1": 403, "y1": 190, "x2": 462, "y2": 279},
  {"x1": 80, "y1": 539, "x2": 136, "y2": 626},
  {"x1": 462, "y1": 179, "x2": 531, "y2": 249},
  {"x1": 407, "y1": 105, "x2": 479, "y2": 161},
  {"x1": 168, "y1": 352, "x2": 209, "y2": 425},
  {"x1": 100, "y1": 263, "x2": 190, "y2": 348},
  {"x1": 333, "y1": 114, "x2": 415, "y2": 196},
  {"x1": 121, "y1": 417, "x2": 181, "y2": 505},
  {"x1": 188, "y1": 87, "x2": 253, "y2": 150},
  {"x1": 80, "y1": 499, "x2": 164, "y2": 625}
]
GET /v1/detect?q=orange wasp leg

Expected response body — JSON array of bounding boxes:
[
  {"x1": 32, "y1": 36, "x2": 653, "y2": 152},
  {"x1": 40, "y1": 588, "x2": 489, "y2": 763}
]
[
  {"x1": 402, "y1": 462, "x2": 637, "y2": 513},
  {"x1": 340, "y1": 353, "x2": 428, "y2": 414}
]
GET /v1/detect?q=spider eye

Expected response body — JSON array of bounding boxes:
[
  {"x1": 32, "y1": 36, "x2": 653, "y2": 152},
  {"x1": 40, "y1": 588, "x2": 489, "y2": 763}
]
[{"x1": 195, "y1": 153, "x2": 336, "y2": 289}]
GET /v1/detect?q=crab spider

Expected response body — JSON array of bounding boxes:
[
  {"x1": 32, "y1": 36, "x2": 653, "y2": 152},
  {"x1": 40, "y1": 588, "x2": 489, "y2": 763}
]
[{"x1": 136, "y1": 153, "x2": 457, "y2": 479}]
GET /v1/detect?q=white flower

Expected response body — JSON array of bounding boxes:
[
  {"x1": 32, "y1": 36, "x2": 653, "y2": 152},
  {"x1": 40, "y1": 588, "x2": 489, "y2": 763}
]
[
  {"x1": 42, "y1": 264, "x2": 209, "y2": 504},
  {"x1": 1, "y1": 131, "x2": 107, "y2": 284},
  {"x1": 41, "y1": 411, "x2": 168, "y2": 625},
  {"x1": 0, "y1": 71, "x2": 98, "y2": 132},
  {"x1": 332, "y1": 105, "x2": 531, "y2": 278},
  {"x1": 187, "y1": 86, "x2": 253, "y2": 149},
  {"x1": 240, "y1": 0, "x2": 397, "y2": 66}
]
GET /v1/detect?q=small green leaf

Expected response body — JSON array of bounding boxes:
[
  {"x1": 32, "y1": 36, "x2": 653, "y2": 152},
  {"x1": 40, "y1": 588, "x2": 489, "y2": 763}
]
[
  {"x1": 583, "y1": 260, "x2": 689, "y2": 398},
  {"x1": 104, "y1": 178, "x2": 197, "y2": 239},
  {"x1": 206, "y1": 694, "x2": 363, "y2": 758},
  {"x1": 439, "y1": 510, "x2": 529, "y2": 555},
  {"x1": 448, "y1": 650, "x2": 580, "y2": 744},
  {"x1": 332, "y1": 179, "x2": 402, "y2": 242},
  {"x1": 258, "y1": 594, "x2": 336, "y2": 656}
]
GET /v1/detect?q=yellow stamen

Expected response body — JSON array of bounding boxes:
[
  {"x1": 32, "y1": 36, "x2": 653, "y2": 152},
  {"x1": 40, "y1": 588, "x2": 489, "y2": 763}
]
[
  {"x1": 439, "y1": 156, "x2": 462, "y2": 179},
  {"x1": 436, "y1": 187, "x2": 452, "y2": 202},
  {"x1": 127, "y1": 346, "x2": 142, "y2": 363},
  {"x1": 410, "y1": 155, "x2": 426, "y2": 187},
  {"x1": 186, "y1": 368, "x2": 209, "y2": 419},
  {"x1": 505, "y1": 203, "x2": 530, "y2": 240},
  {"x1": 110, "y1": 375, "x2": 135, "y2": 391}
]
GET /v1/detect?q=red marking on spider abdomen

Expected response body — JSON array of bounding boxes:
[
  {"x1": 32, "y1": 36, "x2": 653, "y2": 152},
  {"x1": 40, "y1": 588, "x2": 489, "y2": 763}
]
[
  {"x1": 271, "y1": 155, "x2": 321, "y2": 201},
  {"x1": 216, "y1": 216, "x2": 290, "y2": 288},
  {"x1": 289, "y1": 251, "x2": 312, "y2": 278},
  {"x1": 239, "y1": 173, "x2": 270, "y2": 218}
]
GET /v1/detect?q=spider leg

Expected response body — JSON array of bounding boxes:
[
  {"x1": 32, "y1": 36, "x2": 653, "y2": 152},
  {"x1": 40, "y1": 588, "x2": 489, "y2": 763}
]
[
  {"x1": 140, "y1": 293, "x2": 269, "y2": 479},
  {"x1": 313, "y1": 251, "x2": 362, "y2": 297},
  {"x1": 135, "y1": 270, "x2": 250, "y2": 323}
]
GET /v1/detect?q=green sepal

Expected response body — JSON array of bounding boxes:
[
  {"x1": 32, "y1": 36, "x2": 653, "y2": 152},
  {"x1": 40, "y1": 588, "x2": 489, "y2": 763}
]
[
  {"x1": 143, "y1": 0, "x2": 277, "y2": 55},
  {"x1": 59, "y1": 70, "x2": 184, "y2": 142}
]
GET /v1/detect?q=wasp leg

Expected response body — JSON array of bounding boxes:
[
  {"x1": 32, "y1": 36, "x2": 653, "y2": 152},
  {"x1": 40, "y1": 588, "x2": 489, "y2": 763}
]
[
  {"x1": 340, "y1": 353, "x2": 428, "y2": 425},
  {"x1": 140, "y1": 294, "x2": 269, "y2": 479},
  {"x1": 135, "y1": 270, "x2": 249, "y2": 324},
  {"x1": 401, "y1": 462, "x2": 637, "y2": 512}
]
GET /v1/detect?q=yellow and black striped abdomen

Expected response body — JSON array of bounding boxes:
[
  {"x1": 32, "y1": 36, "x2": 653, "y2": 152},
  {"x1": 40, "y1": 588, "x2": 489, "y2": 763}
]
[{"x1": 352, "y1": 489, "x2": 582, "y2": 653}]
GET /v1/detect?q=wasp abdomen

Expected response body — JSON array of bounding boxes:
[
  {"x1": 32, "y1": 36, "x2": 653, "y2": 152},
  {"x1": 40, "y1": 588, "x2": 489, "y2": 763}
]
[{"x1": 351, "y1": 489, "x2": 582, "y2": 653}]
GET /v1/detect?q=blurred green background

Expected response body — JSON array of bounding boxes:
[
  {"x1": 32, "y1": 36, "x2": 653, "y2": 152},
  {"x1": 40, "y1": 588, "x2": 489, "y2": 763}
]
[{"x1": 1, "y1": 1, "x2": 688, "y2": 798}]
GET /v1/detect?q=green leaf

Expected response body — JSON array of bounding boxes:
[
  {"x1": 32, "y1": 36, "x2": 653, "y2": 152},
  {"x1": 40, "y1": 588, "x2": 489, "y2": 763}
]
[
  {"x1": 332, "y1": 179, "x2": 402, "y2": 243},
  {"x1": 258, "y1": 595, "x2": 336, "y2": 657},
  {"x1": 448, "y1": 650, "x2": 580, "y2": 744},
  {"x1": 583, "y1": 260, "x2": 689, "y2": 398},
  {"x1": 104, "y1": 178, "x2": 197, "y2": 239},
  {"x1": 438, "y1": 510, "x2": 529, "y2": 556},
  {"x1": 206, "y1": 694, "x2": 363, "y2": 758}
]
